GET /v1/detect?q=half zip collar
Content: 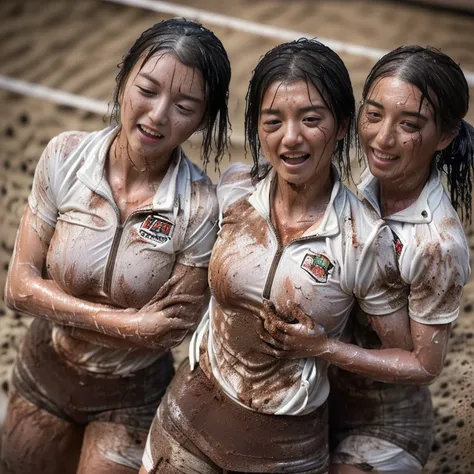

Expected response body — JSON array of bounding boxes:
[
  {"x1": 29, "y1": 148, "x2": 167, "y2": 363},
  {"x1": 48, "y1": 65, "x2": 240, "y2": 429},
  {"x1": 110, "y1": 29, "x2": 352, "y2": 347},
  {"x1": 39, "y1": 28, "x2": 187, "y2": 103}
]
[
  {"x1": 248, "y1": 165, "x2": 343, "y2": 238},
  {"x1": 151, "y1": 148, "x2": 183, "y2": 213},
  {"x1": 358, "y1": 166, "x2": 444, "y2": 224},
  {"x1": 76, "y1": 126, "x2": 118, "y2": 204},
  {"x1": 76, "y1": 125, "x2": 183, "y2": 214}
]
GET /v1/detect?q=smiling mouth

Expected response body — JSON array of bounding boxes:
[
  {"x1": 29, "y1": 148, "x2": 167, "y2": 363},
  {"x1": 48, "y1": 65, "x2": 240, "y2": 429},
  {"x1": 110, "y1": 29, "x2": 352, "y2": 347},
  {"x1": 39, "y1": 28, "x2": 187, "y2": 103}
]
[
  {"x1": 372, "y1": 148, "x2": 398, "y2": 161},
  {"x1": 138, "y1": 124, "x2": 163, "y2": 139},
  {"x1": 281, "y1": 153, "x2": 310, "y2": 165}
]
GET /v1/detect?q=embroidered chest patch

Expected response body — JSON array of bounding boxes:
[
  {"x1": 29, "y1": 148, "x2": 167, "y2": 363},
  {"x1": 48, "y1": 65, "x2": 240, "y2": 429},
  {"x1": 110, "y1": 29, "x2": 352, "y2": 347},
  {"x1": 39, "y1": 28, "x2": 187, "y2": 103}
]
[
  {"x1": 139, "y1": 215, "x2": 174, "y2": 243},
  {"x1": 392, "y1": 231, "x2": 403, "y2": 261},
  {"x1": 301, "y1": 253, "x2": 334, "y2": 283}
]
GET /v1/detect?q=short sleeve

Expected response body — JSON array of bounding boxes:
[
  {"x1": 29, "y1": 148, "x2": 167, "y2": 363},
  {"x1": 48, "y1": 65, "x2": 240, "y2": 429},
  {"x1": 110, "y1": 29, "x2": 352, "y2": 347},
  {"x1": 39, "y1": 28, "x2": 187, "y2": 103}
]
[
  {"x1": 216, "y1": 163, "x2": 254, "y2": 219},
  {"x1": 176, "y1": 179, "x2": 219, "y2": 268},
  {"x1": 355, "y1": 224, "x2": 409, "y2": 316},
  {"x1": 28, "y1": 131, "x2": 88, "y2": 228},
  {"x1": 407, "y1": 231, "x2": 470, "y2": 325},
  {"x1": 28, "y1": 136, "x2": 60, "y2": 227}
]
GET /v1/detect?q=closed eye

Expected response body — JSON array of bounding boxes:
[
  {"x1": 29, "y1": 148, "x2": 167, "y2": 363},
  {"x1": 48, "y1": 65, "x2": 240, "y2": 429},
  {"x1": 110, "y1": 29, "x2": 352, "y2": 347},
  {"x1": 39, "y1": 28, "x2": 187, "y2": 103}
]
[
  {"x1": 137, "y1": 86, "x2": 154, "y2": 96},
  {"x1": 176, "y1": 103, "x2": 193, "y2": 114}
]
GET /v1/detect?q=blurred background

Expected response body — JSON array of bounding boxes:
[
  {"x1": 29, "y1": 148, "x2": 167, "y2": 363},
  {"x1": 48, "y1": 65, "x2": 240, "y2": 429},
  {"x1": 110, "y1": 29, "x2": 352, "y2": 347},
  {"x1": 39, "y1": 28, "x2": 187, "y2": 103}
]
[{"x1": 1, "y1": 0, "x2": 473, "y2": 472}]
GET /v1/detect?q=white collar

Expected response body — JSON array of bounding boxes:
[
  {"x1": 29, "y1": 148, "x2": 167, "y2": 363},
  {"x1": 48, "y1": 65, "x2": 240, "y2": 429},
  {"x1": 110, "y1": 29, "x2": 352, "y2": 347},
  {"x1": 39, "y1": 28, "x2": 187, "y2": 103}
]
[
  {"x1": 77, "y1": 126, "x2": 184, "y2": 213},
  {"x1": 248, "y1": 166, "x2": 344, "y2": 238},
  {"x1": 357, "y1": 166, "x2": 444, "y2": 224}
]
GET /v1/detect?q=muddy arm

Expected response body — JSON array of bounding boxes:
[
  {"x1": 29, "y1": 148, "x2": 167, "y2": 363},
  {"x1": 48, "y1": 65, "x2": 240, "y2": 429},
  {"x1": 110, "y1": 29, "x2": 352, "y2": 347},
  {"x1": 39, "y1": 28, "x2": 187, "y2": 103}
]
[
  {"x1": 6, "y1": 206, "x2": 208, "y2": 350},
  {"x1": 320, "y1": 311, "x2": 450, "y2": 384},
  {"x1": 262, "y1": 304, "x2": 450, "y2": 384},
  {"x1": 5, "y1": 206, "x2": 127, "y2": 330},
  {"x1": 110, "y1": 263, "x2": 209, "y2": 350}
]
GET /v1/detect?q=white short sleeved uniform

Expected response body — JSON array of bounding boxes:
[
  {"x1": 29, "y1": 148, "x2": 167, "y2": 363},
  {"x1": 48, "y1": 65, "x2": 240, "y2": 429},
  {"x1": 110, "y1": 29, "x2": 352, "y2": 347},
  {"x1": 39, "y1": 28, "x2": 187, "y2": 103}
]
[
  {"x1": 358, "y1": 167, "x2": 470, "y2": 325},
  {"x1": 329, "y1": 168, "x2": 471, "y2": 470},
  {"x1": 28, "y1": 126, "x2": 218, "y2": 376},
  {"x1": 190, "y1": 163, "x2": 406, "y2": 416}
]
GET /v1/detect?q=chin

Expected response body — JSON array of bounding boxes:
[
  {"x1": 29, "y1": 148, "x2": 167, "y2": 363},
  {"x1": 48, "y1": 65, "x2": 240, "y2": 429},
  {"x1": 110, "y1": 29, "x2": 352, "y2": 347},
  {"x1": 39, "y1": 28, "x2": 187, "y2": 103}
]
[{"x1": 283, "y1": 175, "x2": 311, "y2": 187}]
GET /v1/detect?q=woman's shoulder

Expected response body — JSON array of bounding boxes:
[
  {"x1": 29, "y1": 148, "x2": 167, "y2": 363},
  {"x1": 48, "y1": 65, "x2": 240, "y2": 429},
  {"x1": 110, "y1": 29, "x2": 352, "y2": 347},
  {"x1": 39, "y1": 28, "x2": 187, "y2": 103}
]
[
  {"x1": 416, "y1": 194, "x2": 468, "y2": 256},
  {"x1": 219, "y1": 163, "x2": 253, "y2": 186},
  {"x1": 338, "y1": 183, "x2": 385, "y2": 234},
  {"x1": 46, "y1": 129, "x2": 109, "y2": 165},
  {"x1": 216, "y1": 163, "x2": 254, "y2": 213}
]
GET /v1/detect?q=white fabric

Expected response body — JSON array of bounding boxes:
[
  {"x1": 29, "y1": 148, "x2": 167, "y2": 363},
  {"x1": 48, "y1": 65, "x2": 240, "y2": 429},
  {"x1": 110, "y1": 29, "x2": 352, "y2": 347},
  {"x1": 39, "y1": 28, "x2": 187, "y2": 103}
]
[
  {"x1": 190, "y1": 163, "x2": 406, "y2": 416},
  {"x1": 332, "y1": 435, "x2": 423, "y2": 472},
  {"x1": 142, "y1": 434, "x2": 155, "y2": 473},
  {"x1": 358, "y1": 167, "x2": 470, "y2": 325},
  {"x1": 28, "y1": 126, "x2": 218, "y2": 375}
]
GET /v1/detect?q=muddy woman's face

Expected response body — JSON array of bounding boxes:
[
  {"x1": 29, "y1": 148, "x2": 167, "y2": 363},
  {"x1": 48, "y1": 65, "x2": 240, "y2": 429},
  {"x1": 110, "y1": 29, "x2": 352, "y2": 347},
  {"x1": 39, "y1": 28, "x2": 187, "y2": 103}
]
[
  {"x1": 359, "y1": 76, "x2": 453, "y2": 184},
  {"x1": 257, "y1": 79, "x2": 344, "y2": 187},
  {"x1": 119, "y1": 52, "x2": 206, "y2": 166}
]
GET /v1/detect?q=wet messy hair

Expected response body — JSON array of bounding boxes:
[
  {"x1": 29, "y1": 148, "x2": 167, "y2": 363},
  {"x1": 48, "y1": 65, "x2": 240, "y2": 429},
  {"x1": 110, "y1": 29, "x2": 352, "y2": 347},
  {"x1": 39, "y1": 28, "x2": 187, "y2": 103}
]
[
  {"x1": 245, "y1": 38, "x2": 356, "y2": 183},
  {"x1": 111, "y1": 18, "x2": 231, "y2": 170},
  {"x1": 361, "y1": 45, "x2": 474, "y2": 221}
]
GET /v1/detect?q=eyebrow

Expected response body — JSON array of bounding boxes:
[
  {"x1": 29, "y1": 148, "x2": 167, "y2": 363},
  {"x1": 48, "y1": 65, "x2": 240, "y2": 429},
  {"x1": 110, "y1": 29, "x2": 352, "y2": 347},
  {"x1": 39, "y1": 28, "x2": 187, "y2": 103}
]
[
  {"x1": 139, "y1": 72, "x2": 204, "y2": 103},
  {"x1": 260, "y1": 104, "x2": 328, "y2": 115},
  {"x1": 365, "y1": 99, "x2": 428, "y2": 121}
]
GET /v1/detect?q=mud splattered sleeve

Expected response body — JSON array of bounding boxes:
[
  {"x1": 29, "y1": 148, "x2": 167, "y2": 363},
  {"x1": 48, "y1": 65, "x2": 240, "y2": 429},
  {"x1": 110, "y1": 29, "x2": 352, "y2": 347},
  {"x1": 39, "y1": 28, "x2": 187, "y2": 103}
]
[{"x1": 407, "y1": 224, "x2": 470, "y2": 325}]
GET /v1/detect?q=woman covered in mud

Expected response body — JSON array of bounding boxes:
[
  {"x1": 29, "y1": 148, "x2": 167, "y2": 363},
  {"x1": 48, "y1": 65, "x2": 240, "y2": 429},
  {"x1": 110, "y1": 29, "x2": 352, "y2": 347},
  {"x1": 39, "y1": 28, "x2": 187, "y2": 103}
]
[
  {"x1": 1, "y1": 18, "x2": 230, "y2": 474},
  {"x1": 326, "y1": 47, "x2": 473, "y2": 473},
  {"x1": 140, "y1": 39, "x2": 407, "y2": 474}
]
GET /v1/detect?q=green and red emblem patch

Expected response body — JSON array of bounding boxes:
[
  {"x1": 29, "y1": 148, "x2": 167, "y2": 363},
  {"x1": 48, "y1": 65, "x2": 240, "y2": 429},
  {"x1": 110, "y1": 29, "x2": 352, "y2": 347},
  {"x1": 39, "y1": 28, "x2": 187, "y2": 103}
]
[{"x1": 301, "y1": 253, "x2": 334, "y2": 283}]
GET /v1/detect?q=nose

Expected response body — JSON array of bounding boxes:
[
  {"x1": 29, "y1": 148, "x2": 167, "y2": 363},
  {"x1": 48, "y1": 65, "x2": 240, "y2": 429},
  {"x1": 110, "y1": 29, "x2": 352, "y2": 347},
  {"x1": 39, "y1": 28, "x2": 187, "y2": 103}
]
[
  {"x1": 374, "y1": 119, "x2": 396, "y2": 150},
  {"x1": 148, "y1": 96, "x2": 169, "y2": 126},
  {"x1": 281, "y1": 121, "x2": 303, "y2": 148}
]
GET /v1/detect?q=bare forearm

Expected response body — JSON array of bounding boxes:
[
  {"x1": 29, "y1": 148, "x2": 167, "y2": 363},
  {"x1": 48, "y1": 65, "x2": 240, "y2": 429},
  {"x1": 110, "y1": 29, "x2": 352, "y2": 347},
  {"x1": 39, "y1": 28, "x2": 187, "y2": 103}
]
[
  {"x1": 320, "y1": 339, "x2": 438, "y2": 384},
  {"x1": 5, "y1": 271, "x2": 120, "y2": 330},
  {"x1": 64, "y1": 327, "x2": 144, "y2": 349}
]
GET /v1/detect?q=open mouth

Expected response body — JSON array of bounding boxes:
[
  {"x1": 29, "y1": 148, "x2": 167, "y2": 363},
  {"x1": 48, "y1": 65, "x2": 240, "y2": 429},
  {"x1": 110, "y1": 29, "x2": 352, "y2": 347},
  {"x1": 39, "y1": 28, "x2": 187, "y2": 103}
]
[
  {"x1": 281, "y1": 153, "x2": 310, "y2": 165},
  {"x1": 138, "y1": 124, "x2": 163, "y2": 139},
  {"x1": 372, "y1": 148, "x2": 398, "y2": 161}
]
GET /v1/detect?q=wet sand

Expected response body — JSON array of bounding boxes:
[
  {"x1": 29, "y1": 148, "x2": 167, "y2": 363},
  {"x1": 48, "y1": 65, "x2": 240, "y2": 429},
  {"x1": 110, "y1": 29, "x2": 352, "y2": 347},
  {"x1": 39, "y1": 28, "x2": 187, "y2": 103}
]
[{"x1": 1, "y1": 0, "x2": 474, "y2": 472}]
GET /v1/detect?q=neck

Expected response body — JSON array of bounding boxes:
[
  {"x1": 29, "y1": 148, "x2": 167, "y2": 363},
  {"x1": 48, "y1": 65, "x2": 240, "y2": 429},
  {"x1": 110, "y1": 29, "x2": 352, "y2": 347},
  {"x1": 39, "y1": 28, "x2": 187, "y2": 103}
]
[
  {"x1": 273, "y1": 168, "x2": 334, "y2": 219},
  {"x1": 110, "y1": 133, "x2": 171, "y2": 191},
  {"x1": 378, "y1": 167, "x2": 430, "y2": 216}
]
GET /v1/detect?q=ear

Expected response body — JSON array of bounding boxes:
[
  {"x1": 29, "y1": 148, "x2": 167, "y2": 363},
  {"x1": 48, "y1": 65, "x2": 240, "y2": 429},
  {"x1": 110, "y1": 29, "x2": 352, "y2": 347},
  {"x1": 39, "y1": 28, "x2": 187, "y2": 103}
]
[
  {"x1": 336, "y1": 119, "x2": 349, "y2": 142},
  {"x1": 436, "y1": 128, "x2": 458, "y2": 152}
]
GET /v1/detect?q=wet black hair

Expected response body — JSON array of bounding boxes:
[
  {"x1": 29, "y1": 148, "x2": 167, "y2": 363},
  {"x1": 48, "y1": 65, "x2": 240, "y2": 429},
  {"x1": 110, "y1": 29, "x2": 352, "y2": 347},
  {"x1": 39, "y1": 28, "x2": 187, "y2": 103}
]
[
  {"x1": 111, "y1": 18, "x2": 231, "y2": 170},
  {"x1": 361, "y1": 45, "x2": 474, "y2": 221},
  {"x1": 245, "y1": 38, "x2": 356, "y2": 183}
]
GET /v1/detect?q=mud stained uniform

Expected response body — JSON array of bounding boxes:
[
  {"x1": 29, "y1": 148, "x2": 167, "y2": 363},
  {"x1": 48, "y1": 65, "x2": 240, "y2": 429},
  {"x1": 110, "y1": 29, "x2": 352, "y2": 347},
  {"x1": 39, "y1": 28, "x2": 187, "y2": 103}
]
[
  {"x1": 12, "y1": 126, "x2": 218, "y2": 469},
  {"x1": 330, "y1": 168, "x2": 470, "y2": 472},
  {"x1": 143, "y1": 164, "x2": 406, "y2": 473}
]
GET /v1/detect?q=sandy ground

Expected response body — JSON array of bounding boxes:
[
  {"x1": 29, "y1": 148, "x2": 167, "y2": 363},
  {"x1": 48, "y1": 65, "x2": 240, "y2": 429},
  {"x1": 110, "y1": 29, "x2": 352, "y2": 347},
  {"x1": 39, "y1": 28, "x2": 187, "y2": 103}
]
[{"x1": 1, "y1": 0, "x2": 474, "y2": 472}]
